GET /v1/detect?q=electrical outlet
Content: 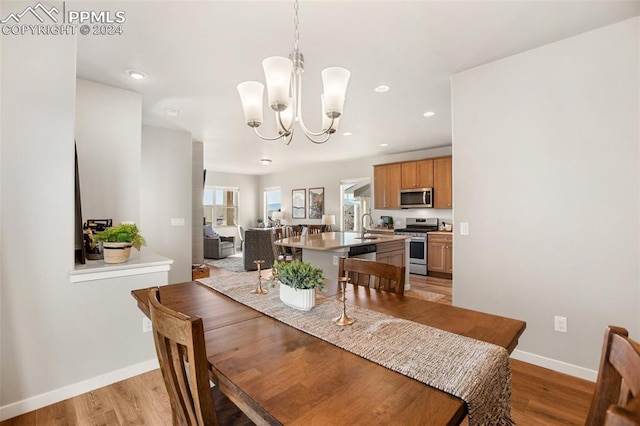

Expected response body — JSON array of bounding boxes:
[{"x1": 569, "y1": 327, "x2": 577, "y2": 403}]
[
  {"x1": 460, "y1": 222, "x2": 469, "y2": 235},
  {"x1": 554, "y1": 316, "x2": 567, "y2": 333},
  {"x1": 142, "y1": 317, "x2": 152, "y2": 333},
  {"x1": 333, "y1": 256, "x2": 338, "y2": 266}
]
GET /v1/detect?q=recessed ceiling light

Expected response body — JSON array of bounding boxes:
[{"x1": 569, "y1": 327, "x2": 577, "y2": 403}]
[
  {"x1": 374, "y1": 85, "x2": 390, "y2": 93},
  {"x1": 423, "y1": 111, "x2": 436, "y2": 117},
  {"x1": 380, "y1": 143, "x2": 389, "y2": 147},
  {"x1": 260, "y1": 159, "x2": 272, "y2": 166},
  {"x1": 165, "y1": 108, "x2": 179, "y2": 117},
  {"x1": 126, "y1": 69, "x2": 147, "y2": 80},
  {"x1": 342, "y1": 132, "x2": 353, "y2": 136}
]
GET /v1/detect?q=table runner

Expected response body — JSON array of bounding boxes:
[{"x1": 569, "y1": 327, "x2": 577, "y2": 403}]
[{"x1": 198, "y1": 274, "x2": 513, "y2": 426}]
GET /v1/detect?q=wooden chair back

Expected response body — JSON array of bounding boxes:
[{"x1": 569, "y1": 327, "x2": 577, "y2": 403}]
[
  {"x1": 272, "y1": 228, "x2": 287, "y2": 258},
  {"x1": 307, "y1": 225, "x2": 323, "y2": 235},
  {"x1": 288, "y1": 225, "x2": 302, "y2": 237},
  {"x1": 338, "y1": 257, "x2": 405, "y2": 295},
  {"x1": 606, "y1": 397, "x2": 640, "y2": 426},
  {"x1": 586, "y1": 326, "x2": 640, "y2": 426},
  {"x1": 148, "y1": 287, "x2": 220, "y2": 426}
]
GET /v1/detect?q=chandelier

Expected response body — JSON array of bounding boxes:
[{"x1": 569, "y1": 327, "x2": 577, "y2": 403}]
[{"x1": 237, "y1": 0, "x2": 350, "y2": 145}]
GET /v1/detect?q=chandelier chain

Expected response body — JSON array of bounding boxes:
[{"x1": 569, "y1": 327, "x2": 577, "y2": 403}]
[{"x1": 293, "y1": 0, "x2": 300, "y2": 53}]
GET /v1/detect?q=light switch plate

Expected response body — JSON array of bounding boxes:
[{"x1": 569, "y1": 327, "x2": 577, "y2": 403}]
[
  {"x1": 460, "y1": 222, "x2": 469, "y2": 235},
  {"x1": 171, "y1": 218, "x2": 185, "y2": 227}
]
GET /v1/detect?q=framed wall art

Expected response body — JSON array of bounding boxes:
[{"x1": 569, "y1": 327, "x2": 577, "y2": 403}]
[
  {"x1": 308, "y1": 187, "x2": 324, "y2": 219},
  {"x1": 292, "y1": 189, "x2": 306, "y2": 219}
]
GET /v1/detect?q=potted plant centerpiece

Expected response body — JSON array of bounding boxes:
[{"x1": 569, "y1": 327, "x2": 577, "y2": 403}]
[
  {"x1": 270, "y1": 260, "x2": 324, "y2": 311},
  {"x1": 94, "y1": 223, "x2": 146, "y2": 264}
]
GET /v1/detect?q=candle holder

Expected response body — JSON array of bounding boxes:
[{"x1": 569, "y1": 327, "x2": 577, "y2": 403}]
[
  {"x1": 251, "y1": 260, "x2": 268, "y2": 294},
  {"x1": 333, "y1": 276, "x2": 355, "y2": 326}
]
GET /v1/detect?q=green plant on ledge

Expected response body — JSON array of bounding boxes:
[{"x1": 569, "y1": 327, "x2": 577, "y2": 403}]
[
  {"x1": 94, "y1": 223, "x2": 146, "y2": 250},
  {"x1": 269, "y1": 260, "x2": 325, "y2": 291}
]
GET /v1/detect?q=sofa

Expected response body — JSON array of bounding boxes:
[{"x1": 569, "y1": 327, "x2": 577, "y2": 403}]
[
  {"x1": 243, "y1": 229, "x2": 276, "y2": 271},
  {"x1": 204, "y1": 225, "x2": 235, "y2": 259}
]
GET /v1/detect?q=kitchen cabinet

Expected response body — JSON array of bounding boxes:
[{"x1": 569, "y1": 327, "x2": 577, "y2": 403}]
[
  {"x1": 433, "y1": 156, "x2": 452, "y2": 209},
  {"x1": 374, "y1": 163, "x2": 401, "y2": 209},
  {"x1": 401, "y1": 159, "x2": 434, "y2": 189},
  {"x1": 427, "y1": 233, "x2": 452, "y2": 275},
  {"x1": 376, "y1": 239, "x2": 405, "y2": 268}
]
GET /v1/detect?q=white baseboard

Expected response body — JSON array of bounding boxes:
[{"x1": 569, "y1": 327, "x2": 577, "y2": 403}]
[
  {"x1": 0, "y1": 358, "x2": 159, "y2": 422},
  {"x1": 511, "y1": 349, "x2": 597, "y2": 382}
]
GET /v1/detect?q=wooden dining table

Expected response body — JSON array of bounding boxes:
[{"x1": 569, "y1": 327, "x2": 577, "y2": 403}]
[{"x1": 131, "y1": 279, "x2": 526, "y2": 425}]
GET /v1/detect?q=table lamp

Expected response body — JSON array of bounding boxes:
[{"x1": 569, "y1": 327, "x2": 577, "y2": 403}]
[
  {"x1": 321, "y1": 214, "x2": 336, "y2": 232},
  {"x1": 273, "y1": 211, "x2": 284, "y2": 227}
]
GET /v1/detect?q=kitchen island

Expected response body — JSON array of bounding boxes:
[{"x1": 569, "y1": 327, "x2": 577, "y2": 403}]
[{"x1": 275, "y1": 232, "x2": 410, "y2": 284}]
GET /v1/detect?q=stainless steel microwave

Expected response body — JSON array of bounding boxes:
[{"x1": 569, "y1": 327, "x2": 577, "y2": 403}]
[{"x1": 400, "y1": 188, "x2": 433, "y2": 208}]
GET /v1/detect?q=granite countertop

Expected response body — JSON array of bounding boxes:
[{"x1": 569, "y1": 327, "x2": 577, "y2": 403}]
[
  {"x1": 274, "y1": 232, "x2": 409, "y2": 251},
  {"x1": 368, "y1": 227, "x2": 395, "y2": 234},
  {"x1": 427, "y1": 231, "x2": 454, "y2": 236}
]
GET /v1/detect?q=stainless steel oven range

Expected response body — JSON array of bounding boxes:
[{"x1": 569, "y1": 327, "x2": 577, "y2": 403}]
[{"x1": 393, "y1": 218, "x2": 439, "y2": 275}]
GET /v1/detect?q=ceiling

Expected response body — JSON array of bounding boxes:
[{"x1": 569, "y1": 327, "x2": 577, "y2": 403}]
[{"x1": 75, "y1": 1, "x2": 639, "y2": 175}]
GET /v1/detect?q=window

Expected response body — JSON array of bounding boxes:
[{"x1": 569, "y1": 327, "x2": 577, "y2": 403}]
[
  {"x1": 341, "y1": 178, "x2": 371, "y2": 232},
  {"x1": 204, "y1": 187, "x2": 238, "y2": 227},
  {"x1": 264, "y1": 187, "x2": 281, "y2": 225}
]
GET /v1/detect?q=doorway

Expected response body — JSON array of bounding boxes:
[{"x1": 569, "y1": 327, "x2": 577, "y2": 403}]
[{"x1": 340, "y1": 178, "x2": 371, "y2": 232}]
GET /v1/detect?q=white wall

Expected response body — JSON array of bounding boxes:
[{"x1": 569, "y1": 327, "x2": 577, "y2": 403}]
[
  {"x1": 76, "y1": 79, "x2": 141, "y2": 224},
  {"x1": 451, "y1": 17, "x2": 639, "y2": 376},
  {"x1": 258, "y1": 147, "x2": 453, "y2": 230},
  {"x1": 141, "y1": 126, "x2": 193, "y2": 283},
  {"x1": 0, "y1": 30, "x2": 157, "y2": 414}
]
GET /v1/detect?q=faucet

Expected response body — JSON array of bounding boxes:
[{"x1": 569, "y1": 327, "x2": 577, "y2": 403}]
[{"x1": 361, "y1": 213, "x2": 373, "y2": 238}]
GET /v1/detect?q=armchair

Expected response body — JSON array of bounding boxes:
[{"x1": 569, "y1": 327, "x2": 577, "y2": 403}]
[
  {"x1": 203, "y1": 225, "x2": 235, "y2": 259},
  {"x1": 243, "y1": 229, "x2": 277, "y2": 271}
]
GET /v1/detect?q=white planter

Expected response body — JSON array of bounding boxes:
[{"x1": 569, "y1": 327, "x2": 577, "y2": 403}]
[
  {"x1": 102, "y1": 242, "x2": 132, "y2": 264},
  {"x1": 279, "y1": 284, "x2": 316, "y2": 311}
]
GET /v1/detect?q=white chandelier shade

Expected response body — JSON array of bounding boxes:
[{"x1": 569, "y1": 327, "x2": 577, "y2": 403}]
[
  {"x1": 237, "y1": 1, "x2": 350, "y2": 144},
  {"x1": 236, "y1": 81, "x2": 264, "y2": 127},
  {"x1": 238, "y1": 57, "x2": 350, "y2": 144}
]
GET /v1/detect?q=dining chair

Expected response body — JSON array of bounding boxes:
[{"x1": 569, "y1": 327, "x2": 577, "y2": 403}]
[
  {"x1": 283, "y1": 225, "x2": 303, "y2": 260},
  {"x1": 307, "y1": 225, "x2": 323, "y2": 235},
  {"x1": 272, "y1": 228, "x2": 288, "y2": 259},
  {"x1": 287, "y1": 225, "x2": 303, "y2": 237},
  {"x1": 338, "y1": 257, "x2": 405, "y2": 295},
  {"x1": 147, "y1": 287, "x2": 253, "y2": 426},
  {"x1": 586, "y1": 326, "x2": 640, "y2": 426},
  {"x1": 606, "y1": 397, "x2": 640, "y2": 426}
]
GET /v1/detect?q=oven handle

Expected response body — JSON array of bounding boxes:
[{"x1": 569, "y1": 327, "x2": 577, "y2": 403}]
[{"x1": 410, "y1": 237, "x2": 426, "y2": 242}]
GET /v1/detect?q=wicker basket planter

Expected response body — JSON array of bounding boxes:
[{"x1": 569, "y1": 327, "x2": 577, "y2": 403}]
[{"x1": 102, "y1": 242, "x2": 132, "y2": 264}]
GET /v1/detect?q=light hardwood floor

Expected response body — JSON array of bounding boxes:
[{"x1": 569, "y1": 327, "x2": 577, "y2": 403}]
[
  {"x1": 408, "y1": 273, "x2": 453, "y2": 305},
  {"x1": 1, "y1": 269, "x2": 596, "y2": 426}
]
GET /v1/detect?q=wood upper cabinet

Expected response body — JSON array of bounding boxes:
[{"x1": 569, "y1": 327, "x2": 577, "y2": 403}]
[
  {"x1": 374, "y1": 163, "x2": 401, "y2": 209},
  {"x1": 433, "y1": 156, "x2": 452, "y2": 209},
  {"x1": 401, "y1": 159, "x2": 434, "y2": 189},
  {"x1": 427, "y1": 234, "x2": 452, "y2": 274}
]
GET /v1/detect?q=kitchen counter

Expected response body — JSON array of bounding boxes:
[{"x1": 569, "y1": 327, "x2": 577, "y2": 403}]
[
  {"x1": 275, "y1": 232, "x2": 410, "y2": 283},
  {"x1": 427, "y1": 231, "x2": 453, "y2": 236},
  {"x1": 368, "y1": 227, "x2": 395, "y2": 234},
  {"x1": 274, "y1": 231, "x2": 408, "y2": 251}
]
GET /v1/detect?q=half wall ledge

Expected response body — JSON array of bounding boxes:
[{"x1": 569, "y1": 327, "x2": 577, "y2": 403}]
[{"x1": 69, "y1": 253, "x2": 174, "y2": 283}]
